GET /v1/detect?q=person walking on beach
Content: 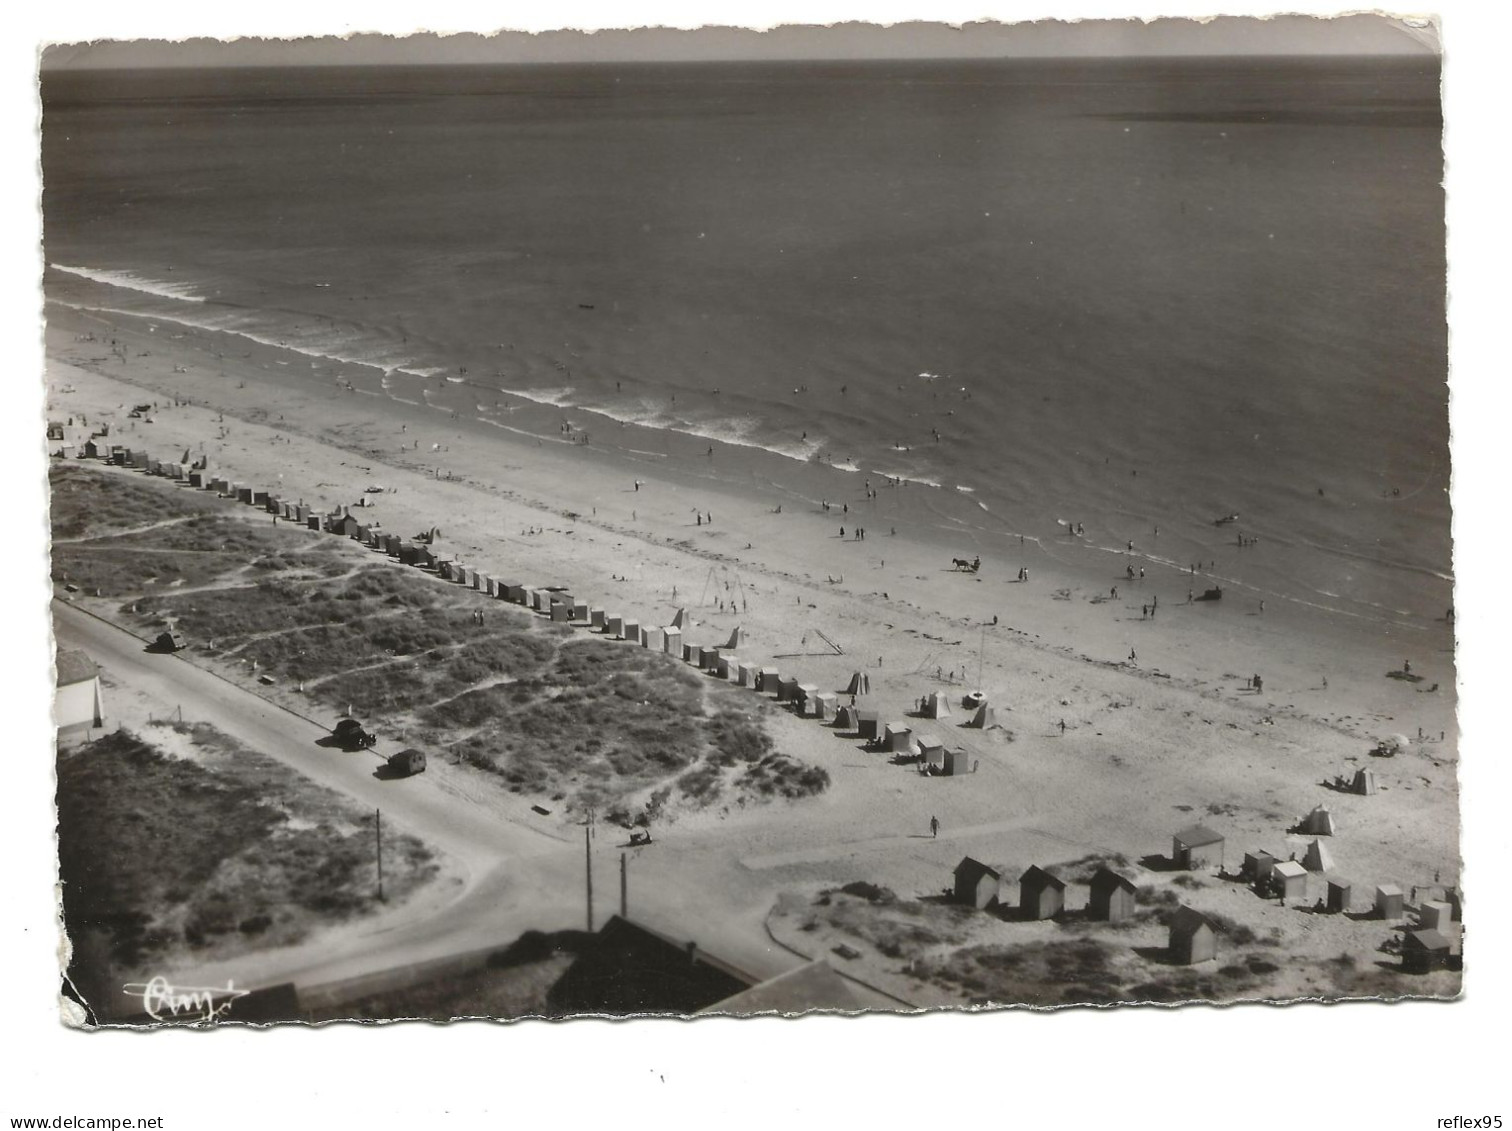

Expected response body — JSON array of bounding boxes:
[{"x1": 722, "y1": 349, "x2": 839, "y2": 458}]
[
  {"x1": 930, "y1": 816, "x2": 940, "y2": 838},
  {"x1": 1059, "y1": 718, "x2": 1066, "y2": 734},
  {"x1": 1128, "y1": 648, "x2": 1137, "y2": 664},
  {"x1": 1111, "y1": 586, "x2": 1118, "y2": 599}
]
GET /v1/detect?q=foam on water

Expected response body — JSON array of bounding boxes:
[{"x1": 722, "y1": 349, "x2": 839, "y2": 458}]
[{"x1": 50, "y1": 263, "x2": 207, "y2": 304}]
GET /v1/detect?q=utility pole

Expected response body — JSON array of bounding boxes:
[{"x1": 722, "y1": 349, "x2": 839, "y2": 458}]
[
  {"x1": 620, "y1": 852, "x2": 628, "y2": 919},
  {"x1": 585, "y1": 824, "x2": 594, "y2": 932},
  {"x1": 375, "y1": 808, "x2": 385, "y2": 902}
]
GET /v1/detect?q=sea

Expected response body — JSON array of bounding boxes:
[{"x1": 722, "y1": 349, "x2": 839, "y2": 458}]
[{"x1": 40, "y1": 56, "x2": 1450, "y2": 630}]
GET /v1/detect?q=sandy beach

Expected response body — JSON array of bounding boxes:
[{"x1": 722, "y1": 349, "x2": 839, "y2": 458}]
[{"x1": 45, "y1": 295, "x2": 1460, "y2": 1002}]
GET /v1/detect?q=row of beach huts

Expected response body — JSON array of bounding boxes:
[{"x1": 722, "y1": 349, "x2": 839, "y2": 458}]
[{"x1": 78, "y1": 440, "x2": 991, "y2": 774}]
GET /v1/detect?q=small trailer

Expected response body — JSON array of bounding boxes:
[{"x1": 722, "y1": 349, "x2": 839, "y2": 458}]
[
  {"x1": 386, "y1": 749, "x2": 427, "y2": 777},
  {"x1": 332, "y1": 718, "x2": 376, "y2": 750}
]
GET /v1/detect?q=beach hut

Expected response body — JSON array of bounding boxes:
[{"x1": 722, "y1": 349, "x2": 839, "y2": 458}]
[
  {"x1": 715, "y1": 653, "x2": 736, "y2": 678},
  {"x1": 918, "y1": 735, "x2": 945, "y2": 768},
  {"x1": 1446, "y1": 887, "x2": 1462, "y2": 922},
  {"x1": 1418, "y1": 901, "x2": 1452, "y2": 932},
  {"x1": 1326, "y1": 878, "x2": 1353, "y2": 913},
  {"x1": 1242, "y1": 850, "x2": 1277, "y2": 888},
  {"x1": 921, "y1": 691, "x2": 952, "y2": 719},
  {"x1": 777, "y1": 676, "x2": 800, "y2": 703},
  {"x1": 663, "y1": 625, "x2": 682, "y2": 655},
  {"x1": 252, "y1": 489, "x2": 269, "y2": 506},
  {"x1": 306, "y1": 515, "x2": 322, "y2": 531},
  {"x1": 796, "y1": 681, "x2": 818, "y2": 705},
  {"x1": 167, "y1": 464, "x2": 184, "y2": 480},
  {"x1": 964, "y1": 704, "x2": 999, "y2": 729},
  {"x1": 187, "y1": 470, "x2": 206, "y2": 488},
  {"x1": 953, "y1": 858, "x2": 1002, "y2": 909},
  {"x1": 1272, "y1": 860, "x2": 1308, "y2": 903},
  {"x1": 835, "y1": 704, "x2": 859, "y2": 730},
  {"x1": 1172, "y1": 825, "x2": 1225, "y2": 871},
  {"x1": 1168, "y1": 906, "x2": 1219, "y2": 965},
  {"x1": 622, "y1": 620, "x2": 641, "y2": 643},
  {"x1": 572, "y1": 602, "x2": 589, "y2": 621},
  {"x1": 146, "y1": 459, "x2": 163, "y2": 475},
  {"x1": 1088, "y1": 867, "x2": 1138, "y2": 922},
  {"x1": 398, "y1": 545, "x2": 422, "y2": 566},
  {"x1": 1298, "y1": 806, "x2": 1335, "y2": 836},
  {"x1": 235, "y1": 485, "x2": 253, "y2": 505},
  {"x1": 606, "y1": 615, "x2": 625, "y2": 638},
  {"x1": 883, "y1": 723, "x2": 913, "y2": 753},
  {"x1": 82, "y1": 439, "x2": 104, "y2": 460},
  {"x1": 55, "y1": 649, "x2": 105, "y2": 731},
  {"x1": 699, "y1": 646, "x2": 720, "y2": 670},
  {"x1": 1351, "y1": 769, "x2": 1377, "y2": 796},
  {"x1": 814, "y1": 693, "x2": 839, "y2": 721},
  {"x1": 1302, "y1": 839, "x2": 1334, "y2": 873},
  {"x1": 757, "y1": 668, "x2": 781, "y2": 694},
  {"x1": 385, "y1": 749, "x2": 427, "y2": 777},
  {"x1": 506, "y1": 583, "x2": 530, "y2": 605},
  {"x1": 800, "y1": 689, "x2": 824, "y2": 718},
  {"x1": 583, "y1": 606, "x2": 604, "y2": 625},
  {"x1": 211, "y1": 477, "x2": 231, "y2": 494},
  {"x1": 530, "y1": 588, "x2": 549, "y2": 612},
  {"x1": 550, "y1": 602, "x2": 572, "y2": 623},
  {"x1": 844, "y1": 671, "x2": 871, "y2": 697},
  {"x1": 643, "y1": 627, "x2": 664, "y2": 650},
  {"x1": 942, "y1": 749, "x2": 971, "y2": 776},
  {"x1": 1374, "y1": 884, "x2": 1405, "y2": 921},
  {"x1": 1018, "y1": 866, "x2": 1066, "y2": 921},
  {"x1": 737, "y1": 662, "x2": 757, "y2": 688},
  {"x1": 472, "y1": 571, "x2": 487, "y2": 591},
  {"x1": 856, "y1": 710, "x2": 882, "y2": 741},
  {"x1": 683, "y1": 644, "x2": 698, "y2": 663},
  {"x1": 1401, "y1": 928, "x2": 1451, "y2": 974}
]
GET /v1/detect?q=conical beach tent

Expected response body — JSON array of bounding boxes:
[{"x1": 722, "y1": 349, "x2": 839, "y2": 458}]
[
  {"x1": 844, "y1": 671, "x2": 871, "y2": 697},
  {"x1": 724, "y1": 626, "x2": 743, "y2": 650},
  {"x1": 922, "y1": 691, "x2": 951, "y2": 719},
  {"x1": 1299, "y1": 806, "x2": 1335, "y2": 836},
  {"x1": 1302, "y1": 839, "x2": 1334, "y2": 872},
  {"x1": 671, "y1": 607, "x2": 689, "y2": 629},
  {"x1": 965, "y1": 704, "x2": 999, "y2": 729},
  {"x1": 1351, "y1": 769, "x2": 1376, "y2": 796}
]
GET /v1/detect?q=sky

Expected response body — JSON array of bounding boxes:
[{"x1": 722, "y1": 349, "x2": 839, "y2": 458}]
[{"x1": 41, "y1": 13, "x2": 1437, "y2": 70}]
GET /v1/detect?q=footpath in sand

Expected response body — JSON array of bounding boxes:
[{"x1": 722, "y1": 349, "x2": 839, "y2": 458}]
[{"x1": 44, "y1": 307, "x2": 1461, "y2": 1006}]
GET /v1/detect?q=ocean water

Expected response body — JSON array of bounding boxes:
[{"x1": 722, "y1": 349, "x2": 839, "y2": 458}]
[{"x1": 41, "y1": 57, "x2": 1449, "y2": 628}]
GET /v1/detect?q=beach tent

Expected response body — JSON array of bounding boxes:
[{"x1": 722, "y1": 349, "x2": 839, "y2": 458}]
[
  {"x1": 844, "y1": 671, "x2": 872, "y2": 697},
  {"x1": 883, "y1": 722, "x2": 913, "y2": 753},
  {"x1": 1018, "y1": 866, "x2": 1066, "y2": 921},
  {"x1": 1401, "y1": 929, "x2": 1451, "y2": 974},
  {"x1": 814, "y1": 693, "x2": 839, "y2": 721},
  {"x1": 1374, "y1": 884, "x2": 1405, "y2": 921},
  {"x1": 1302, "y1": 839, "x2": 1334, "y2": 873},
  {"x1": 922, "y1": 691, "x2": 952, "y2": 719},
  {"x1": 1168, "y1": 907, "x2": 1218, "y2": 965},
  {"x1": 799, "y1": 686, "x2": 822, "y2": 717},
  {"x1": 724, "y1": 626, "x2": 744, "y2": 650},
  {"x1": 834, "y1": 704, "x2": 859, "y2": 730},
  {"x1": 663, "y1": 625, "x2": 682, "y2": 654},
  {"x1": 1172, "y1": 825, "x2": 1225, "y2": 871},
  {"x1": 1088, "y1": 867, "x2": 1138, "y2": 922},
  {"x1": 1326, "y1": 878, "x2": 1353, "y2": 913},
  {"x1": 856, "y1": 711, "x2": 882, "y2": 741},
  {"x1": 1273, "y1": 860, "x2": 1308, "y2": 902},
  {"x1": 965, "y1": 704, "x2": 999, "y2": 730},
  {"x1": 737, "y1": 662, "x2": 757, "y2": 688},
  {"x1": 1418, "y1": 901, "x2": 1452, "y2": 931},
  {"x1": 953, "y1": 858, "x2": 1002, "y2": 909},
  {"x1": 1298, "y1": 806, "x2": 1335, "y2": 836},
  {"x1": 1351, "y1": 769, "x2": 1377, "y2": 796}
]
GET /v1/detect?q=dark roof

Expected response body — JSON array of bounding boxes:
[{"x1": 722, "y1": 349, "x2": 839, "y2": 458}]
[
  {"x1": 1089, "y1": 866, "x2": 1137, "y2": 894},
  {"x1": 1174, "y1": 825, "x2": 1224, "y2": 847},
  {"x1": 1405, "y1": 928, "x2": 1450, "y2": 951},
  {"x1": 954, "y1": 856, "x2": 1000, "y2": 883},
  {"x1": 1169, "y1": 906, "x2": 1218, "y2": 938},
  {"x1": 1019, "y1": 865, "x2": 1066, "y2": 891},
  {"x1": 55, "y1": 649, "x2": 98, "y2": 687}
]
